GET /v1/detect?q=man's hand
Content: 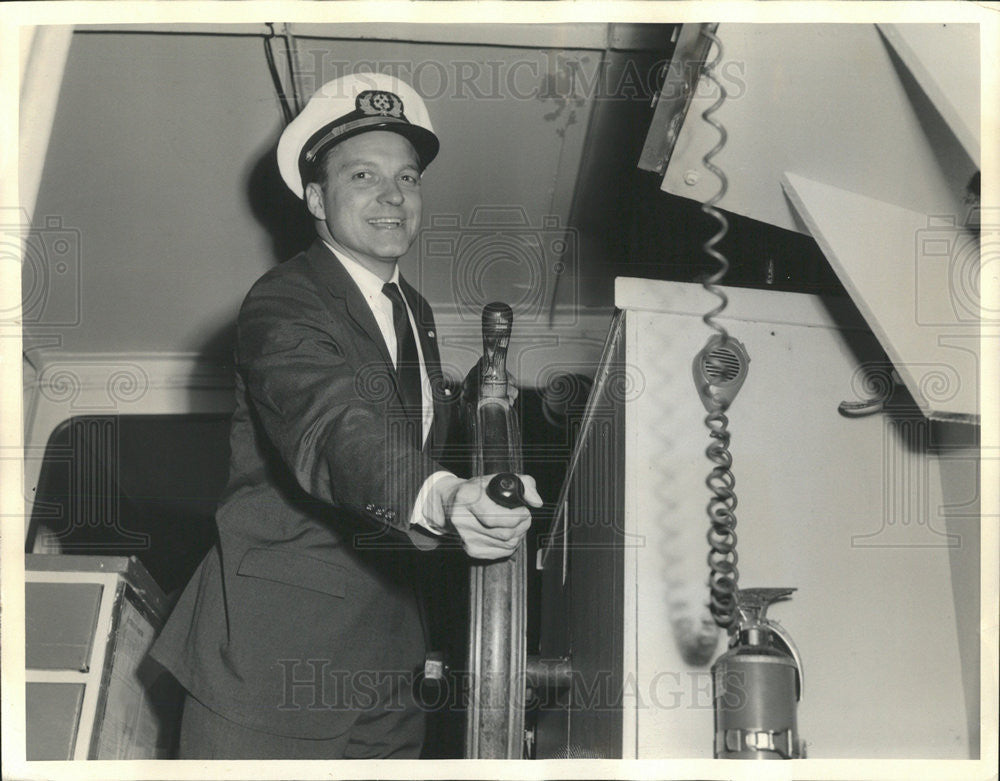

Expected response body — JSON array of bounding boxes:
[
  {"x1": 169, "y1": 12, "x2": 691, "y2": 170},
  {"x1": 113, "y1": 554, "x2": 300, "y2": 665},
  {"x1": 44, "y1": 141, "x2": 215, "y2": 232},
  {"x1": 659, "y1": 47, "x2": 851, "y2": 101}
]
[{"x1": 440, "y1": 473, "x2": 542, "y2": 560}]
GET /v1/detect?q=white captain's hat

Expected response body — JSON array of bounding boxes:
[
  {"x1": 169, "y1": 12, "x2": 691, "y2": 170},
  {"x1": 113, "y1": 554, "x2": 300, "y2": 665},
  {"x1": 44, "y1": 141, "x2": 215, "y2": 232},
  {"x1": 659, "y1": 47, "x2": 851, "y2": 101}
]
[{"x1": 277, "y1": 72, "x2": 440, "y2": 199}]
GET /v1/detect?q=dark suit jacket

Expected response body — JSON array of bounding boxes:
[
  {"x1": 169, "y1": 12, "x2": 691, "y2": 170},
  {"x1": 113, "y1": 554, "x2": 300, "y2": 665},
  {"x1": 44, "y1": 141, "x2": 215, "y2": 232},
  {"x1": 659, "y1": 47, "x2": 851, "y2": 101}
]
[{"x1": 150, "y1": 239, "x2": 455, "y2": 739}]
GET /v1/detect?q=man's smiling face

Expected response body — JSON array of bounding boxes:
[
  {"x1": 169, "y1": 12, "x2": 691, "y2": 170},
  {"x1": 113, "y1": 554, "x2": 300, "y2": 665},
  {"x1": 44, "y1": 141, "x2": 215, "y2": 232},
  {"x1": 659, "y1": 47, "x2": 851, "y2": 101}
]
[{"x1": 305, "y1": 130, "x2": 422, "y2": 280}]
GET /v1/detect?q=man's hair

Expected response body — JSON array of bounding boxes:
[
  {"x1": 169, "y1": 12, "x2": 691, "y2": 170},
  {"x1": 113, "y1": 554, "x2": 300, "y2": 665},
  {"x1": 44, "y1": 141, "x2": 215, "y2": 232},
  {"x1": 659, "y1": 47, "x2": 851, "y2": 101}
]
[{"x1": 301, "y1": 149, "x2": 333, "y2": 192}]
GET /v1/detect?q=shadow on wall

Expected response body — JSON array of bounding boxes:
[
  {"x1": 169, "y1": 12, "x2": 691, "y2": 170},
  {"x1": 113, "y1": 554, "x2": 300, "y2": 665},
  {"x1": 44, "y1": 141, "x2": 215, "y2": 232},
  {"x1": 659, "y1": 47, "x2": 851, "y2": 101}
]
[
  {"x1": 245, "y1": 141, "x2": 315, "y2": 268},
  {"x1": 191, "y1": 142, "x2": 316, "y2": 363}
]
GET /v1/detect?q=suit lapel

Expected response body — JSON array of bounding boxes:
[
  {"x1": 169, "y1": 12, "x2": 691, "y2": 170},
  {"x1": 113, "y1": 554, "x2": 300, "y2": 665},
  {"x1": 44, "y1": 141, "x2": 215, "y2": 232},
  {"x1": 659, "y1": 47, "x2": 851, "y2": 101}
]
[{"x1": 304, "y1": 239, "x2": 396, "y2": 370}]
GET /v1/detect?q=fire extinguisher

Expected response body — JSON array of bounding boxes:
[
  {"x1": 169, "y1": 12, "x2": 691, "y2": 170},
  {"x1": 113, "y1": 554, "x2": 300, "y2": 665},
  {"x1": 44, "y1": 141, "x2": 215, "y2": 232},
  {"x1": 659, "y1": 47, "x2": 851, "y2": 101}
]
[{"x1": 712, "y1": 587, "x2": 805, "y2": 759}]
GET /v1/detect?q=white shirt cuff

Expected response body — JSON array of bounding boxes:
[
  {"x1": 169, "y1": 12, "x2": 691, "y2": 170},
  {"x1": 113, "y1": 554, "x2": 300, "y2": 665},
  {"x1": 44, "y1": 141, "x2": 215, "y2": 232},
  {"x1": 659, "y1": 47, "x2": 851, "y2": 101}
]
[{"x1": 410, "y1": 471, "x2": 464, "y2": 534}]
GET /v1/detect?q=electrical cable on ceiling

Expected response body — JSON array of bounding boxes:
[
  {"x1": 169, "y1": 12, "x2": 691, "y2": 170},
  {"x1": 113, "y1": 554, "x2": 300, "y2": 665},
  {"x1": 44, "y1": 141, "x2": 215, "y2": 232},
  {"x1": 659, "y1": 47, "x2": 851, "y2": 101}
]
[
  {"x1": 282, "y1": 23, "x2": 302, "y2": 116},
  {"x1": 263, "y1": 22, "x2": 294, "y2": 126}
]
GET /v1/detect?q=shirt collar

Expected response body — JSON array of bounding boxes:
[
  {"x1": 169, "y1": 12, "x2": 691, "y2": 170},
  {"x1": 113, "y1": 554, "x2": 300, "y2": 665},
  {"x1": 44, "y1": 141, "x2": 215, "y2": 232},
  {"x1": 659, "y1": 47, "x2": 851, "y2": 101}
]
[{"x1": 322, "y1": 239, "x2": 400, "y2": 302}]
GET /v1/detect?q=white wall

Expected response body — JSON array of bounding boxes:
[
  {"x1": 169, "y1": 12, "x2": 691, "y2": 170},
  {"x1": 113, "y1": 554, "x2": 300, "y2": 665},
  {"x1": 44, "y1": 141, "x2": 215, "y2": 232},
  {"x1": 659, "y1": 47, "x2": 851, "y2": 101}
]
[{"x1": 26, "y1": 27, "x2": 611, "y2": 360}]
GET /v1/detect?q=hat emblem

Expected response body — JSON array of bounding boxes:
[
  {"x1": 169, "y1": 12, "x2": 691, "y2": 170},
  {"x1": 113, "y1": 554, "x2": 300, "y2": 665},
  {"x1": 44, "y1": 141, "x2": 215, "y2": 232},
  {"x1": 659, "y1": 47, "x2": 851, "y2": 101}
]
[{"x1": 358, "y1": 90, "x2": 404, "y2": 118}]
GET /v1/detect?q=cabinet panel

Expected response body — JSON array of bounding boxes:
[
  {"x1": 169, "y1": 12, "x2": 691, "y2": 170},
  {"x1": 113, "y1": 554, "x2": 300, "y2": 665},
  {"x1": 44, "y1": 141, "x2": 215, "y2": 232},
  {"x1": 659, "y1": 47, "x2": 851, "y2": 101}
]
[{"x1": 537, "y1": 278, "x2": 976, "y2": 759}]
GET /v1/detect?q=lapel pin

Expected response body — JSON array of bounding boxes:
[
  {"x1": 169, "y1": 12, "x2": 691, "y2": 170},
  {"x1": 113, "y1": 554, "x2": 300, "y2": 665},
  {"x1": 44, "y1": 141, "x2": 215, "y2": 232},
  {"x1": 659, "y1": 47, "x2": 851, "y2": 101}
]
[{"x1": 427, "y1": 330, "x2": 435, "y2": 338}]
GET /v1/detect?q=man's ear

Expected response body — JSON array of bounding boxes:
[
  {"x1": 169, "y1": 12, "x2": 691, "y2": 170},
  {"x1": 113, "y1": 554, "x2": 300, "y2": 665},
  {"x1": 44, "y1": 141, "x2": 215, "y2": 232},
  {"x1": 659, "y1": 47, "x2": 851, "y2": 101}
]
[{"x1": 304, "y1": 182, "x2": 326, "y2": 221}]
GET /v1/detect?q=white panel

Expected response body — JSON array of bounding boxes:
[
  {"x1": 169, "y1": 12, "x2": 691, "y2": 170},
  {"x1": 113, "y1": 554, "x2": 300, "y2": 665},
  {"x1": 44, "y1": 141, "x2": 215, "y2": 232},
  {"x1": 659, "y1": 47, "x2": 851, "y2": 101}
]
[
  {"x1": 781, "y1": 172, "x2": 982, "y2": 422},
  {"x1": 619, "y1": 278, "x2": 970, "y2": 758},
  {"x1": 18, "y1": 25, "x2": 74, "y2": 219},
  {"x1": 19, "y1": 25, "x2": 36, "y2": 82},
  {"x1": 621, "y1": 313, "x2": 642, "y2": 760},
  {"x1": 626, "y1": 303, "x2": 719, "y2": 757},
  {"x1": 876, "y1": 23, "x2": 980, "y2": 167},
  {"x1": 660, "y1": 24, "x2": 976, "y2": 235}
]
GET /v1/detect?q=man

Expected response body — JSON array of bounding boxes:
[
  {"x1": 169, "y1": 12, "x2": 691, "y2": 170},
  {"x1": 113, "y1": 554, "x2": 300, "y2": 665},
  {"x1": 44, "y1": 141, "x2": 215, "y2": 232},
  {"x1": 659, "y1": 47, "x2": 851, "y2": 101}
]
[{"x1": 150, "y1": 73, "x2": 541, "y2": 759}]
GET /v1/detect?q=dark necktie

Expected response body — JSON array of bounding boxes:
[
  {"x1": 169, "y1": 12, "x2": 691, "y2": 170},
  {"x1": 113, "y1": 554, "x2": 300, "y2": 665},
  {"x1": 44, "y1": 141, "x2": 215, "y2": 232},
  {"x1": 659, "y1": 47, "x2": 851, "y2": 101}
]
[{"x1": 382, "y1": 282, "x2": 423, "y2": 446}]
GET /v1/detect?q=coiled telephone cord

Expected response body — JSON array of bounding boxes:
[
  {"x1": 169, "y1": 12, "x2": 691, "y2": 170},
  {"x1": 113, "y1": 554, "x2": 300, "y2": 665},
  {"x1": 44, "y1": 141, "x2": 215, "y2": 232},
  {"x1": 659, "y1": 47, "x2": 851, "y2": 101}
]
[{"x1": 698, "y1": 26, "x2": 740, "y2": 630}]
